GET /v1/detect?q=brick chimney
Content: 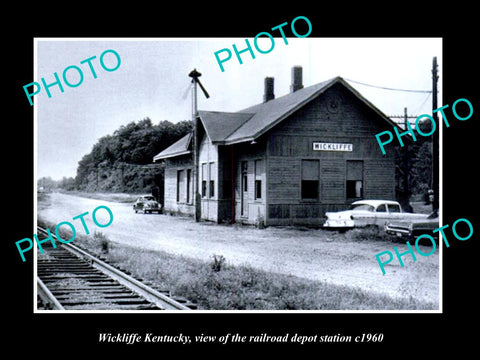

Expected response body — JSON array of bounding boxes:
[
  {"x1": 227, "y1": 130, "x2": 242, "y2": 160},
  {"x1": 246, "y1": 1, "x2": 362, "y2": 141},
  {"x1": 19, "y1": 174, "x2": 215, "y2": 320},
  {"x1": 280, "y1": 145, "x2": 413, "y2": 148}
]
[
  {"x1": 290, "y1": 66, "x2": 303, "y2": 93},
  {"x1": 263, "y1": 76, "x2": 275, "y2": 103}
]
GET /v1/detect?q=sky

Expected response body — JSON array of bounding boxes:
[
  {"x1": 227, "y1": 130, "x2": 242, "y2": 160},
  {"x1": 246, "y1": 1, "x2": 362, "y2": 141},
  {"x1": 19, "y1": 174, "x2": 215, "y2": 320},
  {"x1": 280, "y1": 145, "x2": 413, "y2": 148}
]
[{"x1": 35, "y1": 37, "x2": 442, "y2": 180}]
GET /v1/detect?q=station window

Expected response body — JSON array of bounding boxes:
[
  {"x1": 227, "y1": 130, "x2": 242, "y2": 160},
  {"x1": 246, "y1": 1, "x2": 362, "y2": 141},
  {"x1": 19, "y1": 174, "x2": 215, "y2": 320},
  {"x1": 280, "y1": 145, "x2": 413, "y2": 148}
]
[
  {"x1": 209, "y1": 162, "x2": 215, "y2": 198},
  {"x1": 255, "y1": 159, "x2": 264, "y2": 200},
  {"x1": 346, "y1": 160, "x2": 363, "y2": 199},
  {"x1": 301, "y1": 159, "x2": 319, "y2": 200},
  {"x1": 255, "y1": 180, "x2": 262, "y2": 199},
  {"x1": 242, "y1": 161, "x2": 248, "y2": 192},
  {"x1": 177, "y1": 169, "x2": 185, "y2": 203},
  {"x1": 209, "y1": 180, "x2": 215, "y2": 198},
  {"x1": 186, "y1": 169, "x2": 192, "y2": 204},
  {"x1": 201, "y1": 163, "x2": 207, "y2": 198}
]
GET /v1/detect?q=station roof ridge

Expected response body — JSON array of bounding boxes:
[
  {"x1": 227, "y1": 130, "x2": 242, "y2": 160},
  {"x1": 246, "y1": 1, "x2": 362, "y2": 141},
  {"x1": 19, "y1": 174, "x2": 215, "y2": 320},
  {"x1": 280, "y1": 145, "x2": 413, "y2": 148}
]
[{"x1": 154, "y1": 75, "x2": 397, "y2": 160}]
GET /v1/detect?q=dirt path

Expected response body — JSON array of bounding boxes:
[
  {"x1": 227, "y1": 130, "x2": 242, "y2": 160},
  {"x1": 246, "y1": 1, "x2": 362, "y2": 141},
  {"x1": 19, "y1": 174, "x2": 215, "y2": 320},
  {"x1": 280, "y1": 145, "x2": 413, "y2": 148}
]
[{"x1": 37, "y1": 192, "x2": 440, "y2": 307}]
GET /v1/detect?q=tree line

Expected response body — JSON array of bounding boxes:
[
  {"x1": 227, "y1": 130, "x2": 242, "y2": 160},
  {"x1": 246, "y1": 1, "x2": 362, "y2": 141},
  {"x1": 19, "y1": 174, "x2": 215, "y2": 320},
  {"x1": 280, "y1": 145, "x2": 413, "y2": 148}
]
[
  {"x1": 394, "y1": 119, "x2": 434, "y2": 208},
  {"x1": 39, "y1": 118, "x2": 192, "y2": 195}
]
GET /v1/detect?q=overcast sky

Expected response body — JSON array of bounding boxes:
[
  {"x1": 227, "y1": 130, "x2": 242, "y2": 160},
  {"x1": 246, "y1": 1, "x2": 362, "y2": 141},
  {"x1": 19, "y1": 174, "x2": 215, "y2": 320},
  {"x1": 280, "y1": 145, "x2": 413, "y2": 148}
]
[{"x1": 35, "y1": 38, "x2": 442, "y2": 180}]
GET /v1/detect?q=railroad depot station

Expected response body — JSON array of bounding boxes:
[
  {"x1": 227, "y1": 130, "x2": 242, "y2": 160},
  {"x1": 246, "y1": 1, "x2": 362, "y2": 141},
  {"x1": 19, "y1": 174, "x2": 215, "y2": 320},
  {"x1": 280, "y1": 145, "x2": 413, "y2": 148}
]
[{"x1": 153, "y1": 66, "x2": 399, "y2": 226}]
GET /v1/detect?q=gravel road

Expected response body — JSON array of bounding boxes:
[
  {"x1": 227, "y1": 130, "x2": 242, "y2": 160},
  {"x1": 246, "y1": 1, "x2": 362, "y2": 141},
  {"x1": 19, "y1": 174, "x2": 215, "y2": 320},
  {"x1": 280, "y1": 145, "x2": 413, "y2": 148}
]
[{"x1": 37, "y1": 192, "x2": 440, "y2": 307}]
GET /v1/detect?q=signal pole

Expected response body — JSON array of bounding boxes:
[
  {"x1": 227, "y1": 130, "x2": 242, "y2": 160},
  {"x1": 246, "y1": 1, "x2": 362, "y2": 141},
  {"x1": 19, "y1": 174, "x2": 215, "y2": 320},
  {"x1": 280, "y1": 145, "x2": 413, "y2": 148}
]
[
  {"x1": 188, "y1": 69, "x2": 209, "y2": 222},
  {"x1": 432, "y1": 57, "x2": 439, "y2": 213},
  {"x1": 404, "y1": 107, "x2": 412, "y2": 212}
]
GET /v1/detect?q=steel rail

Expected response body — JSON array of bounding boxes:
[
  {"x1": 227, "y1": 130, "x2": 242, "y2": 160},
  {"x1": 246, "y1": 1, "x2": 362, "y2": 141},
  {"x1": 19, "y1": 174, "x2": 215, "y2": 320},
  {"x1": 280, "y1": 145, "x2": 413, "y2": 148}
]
[
  {"x1": 37, "y1": 226, "x2": 191, "y2": 311},
  {"x1": 37, "y1": 277, "x2": 65, "y2": 310}
]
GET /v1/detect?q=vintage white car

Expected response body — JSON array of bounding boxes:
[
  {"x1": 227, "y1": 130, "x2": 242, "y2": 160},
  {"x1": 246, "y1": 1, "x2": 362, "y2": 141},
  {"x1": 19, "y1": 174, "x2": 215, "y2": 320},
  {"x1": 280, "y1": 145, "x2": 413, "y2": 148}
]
[{"x1": 323, "y1": 200, "x2": 429, "y2": 229}]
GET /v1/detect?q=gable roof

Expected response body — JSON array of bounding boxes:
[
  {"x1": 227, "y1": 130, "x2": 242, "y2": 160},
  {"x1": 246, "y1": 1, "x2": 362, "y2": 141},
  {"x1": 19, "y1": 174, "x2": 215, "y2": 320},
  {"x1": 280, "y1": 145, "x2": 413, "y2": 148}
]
[
  {"x1": 153, "y1": 133, "x2": 192, "y2": 161},
  {"x1": 225, "y1": 78, "x2": 336, "y2": 144},
  {"x1": 154, "y1": 76, "x2": 399, "y2": 161},
  {"x1": 198, "y1": 111, "x2": 254, "y2": 143},
  {"x1": 199, "y1": 76, "x2": 398, "y2": 145}
]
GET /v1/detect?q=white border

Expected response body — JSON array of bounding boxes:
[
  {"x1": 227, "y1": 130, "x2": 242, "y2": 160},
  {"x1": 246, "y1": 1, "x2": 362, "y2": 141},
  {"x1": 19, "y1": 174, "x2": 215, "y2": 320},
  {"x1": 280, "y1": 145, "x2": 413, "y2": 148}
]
[{"x1": 33, "y1": 37, "x2": 443, "y2": 314}]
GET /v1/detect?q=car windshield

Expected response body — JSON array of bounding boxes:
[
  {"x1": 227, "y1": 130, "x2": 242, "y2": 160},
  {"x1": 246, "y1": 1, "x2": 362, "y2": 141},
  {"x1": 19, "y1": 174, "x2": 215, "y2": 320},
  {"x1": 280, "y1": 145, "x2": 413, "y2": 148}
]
[
  {"x1": 351, "y1": 204, "x2": 374, "y2": 212},
  {"x1": 139, "y1": 196, "x2": 155, "y2": 201}
]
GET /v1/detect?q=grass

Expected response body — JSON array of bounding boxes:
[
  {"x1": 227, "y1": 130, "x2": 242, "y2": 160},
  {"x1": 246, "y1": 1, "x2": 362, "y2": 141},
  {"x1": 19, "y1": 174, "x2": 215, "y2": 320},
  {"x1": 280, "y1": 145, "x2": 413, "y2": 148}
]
[
  {"x1": 53, "y1": 190, "x2": 141, "y2": 203},
  {"x1": 37, "y1": 216, "x2": 437, "y2": 311},
  {"x1": 350, "y1": 226, "x2": 386, "y2": 242}
]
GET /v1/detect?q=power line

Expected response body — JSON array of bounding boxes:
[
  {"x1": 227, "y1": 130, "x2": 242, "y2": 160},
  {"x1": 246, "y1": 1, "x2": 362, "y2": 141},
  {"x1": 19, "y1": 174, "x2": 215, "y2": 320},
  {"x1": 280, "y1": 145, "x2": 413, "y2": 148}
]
[
  {"x1": 344, "y1": 78, "x2": 432, "y2": 94},
  {"x1": 413, "y1": 92, "x2": 432, "y2": 114}
]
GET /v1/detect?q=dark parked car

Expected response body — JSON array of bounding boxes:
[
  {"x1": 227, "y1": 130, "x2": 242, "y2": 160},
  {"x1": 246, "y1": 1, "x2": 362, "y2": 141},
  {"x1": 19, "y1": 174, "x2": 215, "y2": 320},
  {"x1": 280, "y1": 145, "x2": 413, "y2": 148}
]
[
  {"x1": 385, "y1": 211, "x2": 439, "y2": 239},
  {"x1": 133, "y1": 195, "x2": 162, "y2": 214}
]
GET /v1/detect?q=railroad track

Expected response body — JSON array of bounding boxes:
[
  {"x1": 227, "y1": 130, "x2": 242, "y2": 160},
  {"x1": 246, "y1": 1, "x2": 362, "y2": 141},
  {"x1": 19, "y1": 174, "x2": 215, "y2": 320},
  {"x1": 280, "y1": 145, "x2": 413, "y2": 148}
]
[{"x1": 36, "y1": 226, "x2": 193, "y2": 311}]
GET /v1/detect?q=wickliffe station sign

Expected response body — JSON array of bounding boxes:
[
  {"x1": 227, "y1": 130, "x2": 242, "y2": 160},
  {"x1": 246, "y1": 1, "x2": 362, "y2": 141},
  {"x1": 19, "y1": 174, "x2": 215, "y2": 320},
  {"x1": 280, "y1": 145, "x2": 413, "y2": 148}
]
[{"x1": 313, "y1": 142, "x2": 353, "y2": 152}]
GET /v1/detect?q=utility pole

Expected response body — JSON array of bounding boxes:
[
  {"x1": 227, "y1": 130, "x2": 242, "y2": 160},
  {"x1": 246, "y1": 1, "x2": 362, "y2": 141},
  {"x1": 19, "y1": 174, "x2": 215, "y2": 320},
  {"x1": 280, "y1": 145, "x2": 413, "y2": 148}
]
[
  {"x1": 432, "y1": 57, "x2": 439, "y2": 213},
  {"x1": 188, "y1": 69, "x2": 209, "y2": 222},
  {"x1": 404, "y1": 107, "x2": 412, "y2": 212}
]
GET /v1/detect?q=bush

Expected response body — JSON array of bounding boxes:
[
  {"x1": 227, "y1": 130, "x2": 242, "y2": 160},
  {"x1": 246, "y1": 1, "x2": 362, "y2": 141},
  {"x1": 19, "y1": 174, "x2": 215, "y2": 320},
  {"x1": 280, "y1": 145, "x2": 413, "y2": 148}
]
[
  {"x1": 210, "y1": 254, "x2": 226, "y2": 272},
  {"x1": 350, "y1": 226, "x2": 385, "y2": 242},
  {"x1": 93, "y1": 231, "x2": 110, "y2": 253}
]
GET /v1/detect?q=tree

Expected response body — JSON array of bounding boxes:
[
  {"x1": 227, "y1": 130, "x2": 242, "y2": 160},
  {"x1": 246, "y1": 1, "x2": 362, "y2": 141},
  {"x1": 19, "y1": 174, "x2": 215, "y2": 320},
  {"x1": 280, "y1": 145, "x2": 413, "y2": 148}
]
[
  {"x1": 394, "y1": 118, "x2": 434, "y2": 204},
  {"x1": 37, "y1": 177, "x2": 56, "y2": 192},
  {"x1": 74, "y1": 118, "x2": 192, "y2": 193}
]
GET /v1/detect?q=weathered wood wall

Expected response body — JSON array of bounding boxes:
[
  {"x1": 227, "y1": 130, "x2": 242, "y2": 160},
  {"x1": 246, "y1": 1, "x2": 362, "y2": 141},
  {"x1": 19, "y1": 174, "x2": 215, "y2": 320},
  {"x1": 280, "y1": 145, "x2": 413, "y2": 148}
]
[
  {"x1": 163, "y1": 155, "x2": 195, "y2": 216},
  {"x1": 264, "y1": 82, "x2": 396, "y2": 225}
]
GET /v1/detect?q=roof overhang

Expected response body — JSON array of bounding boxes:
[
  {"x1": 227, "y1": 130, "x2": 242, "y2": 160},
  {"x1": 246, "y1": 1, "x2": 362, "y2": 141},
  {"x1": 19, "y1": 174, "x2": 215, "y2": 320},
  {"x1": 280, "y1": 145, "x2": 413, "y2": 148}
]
[
  {"x1": 153, "y1": 150, "x2": 191, "y2": 162},
  {"x1": 197, "y1": 111, "x2": 254, "y2": 145},
  {"x1": 152, "y1": 133, "x2": 193, "y2": 162}
]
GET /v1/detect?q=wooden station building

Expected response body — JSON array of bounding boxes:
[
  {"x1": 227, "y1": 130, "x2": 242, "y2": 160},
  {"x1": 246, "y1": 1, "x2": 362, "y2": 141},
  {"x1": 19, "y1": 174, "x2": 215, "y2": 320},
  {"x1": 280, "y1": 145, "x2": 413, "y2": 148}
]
[{"x1": 153, "y1": 67, "x2": 399, "y2": 226}]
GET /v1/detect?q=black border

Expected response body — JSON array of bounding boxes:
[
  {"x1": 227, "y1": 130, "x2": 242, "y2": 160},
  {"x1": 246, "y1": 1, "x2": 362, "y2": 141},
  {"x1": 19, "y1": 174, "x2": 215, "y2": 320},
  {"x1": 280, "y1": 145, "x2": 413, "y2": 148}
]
[{"x1": 7, "y1": 6, "x2": 478, "y2": 355}]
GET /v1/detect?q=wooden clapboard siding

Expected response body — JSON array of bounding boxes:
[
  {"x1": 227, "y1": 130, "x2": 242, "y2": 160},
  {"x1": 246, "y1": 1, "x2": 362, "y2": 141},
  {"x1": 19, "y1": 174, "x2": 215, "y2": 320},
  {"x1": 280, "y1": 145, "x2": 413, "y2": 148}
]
[
  {"x1": 364, "y1": 159, "x2": 396, "y2": 199},
  {"x1": 267, "y1": 157, "x2": 300, "y2": 203},
  {"x1": 321, "y1": 159, "x2": 345, "y2": 202},
  {"x1": 269, "y1": 134, "x2": 387, "y2": 160},
  {"x1": 198, "y1": 135, "x2": 239, "y2": 223},
  {"x1": 163, "y1": 156, "x2": 195, "y2": 216},
  {"x1": 263, "y1": 82, "x2": 395, "y2": 225},
  {"x1": 275, "y1": 82, "x2": 394, "y2": 137}
]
